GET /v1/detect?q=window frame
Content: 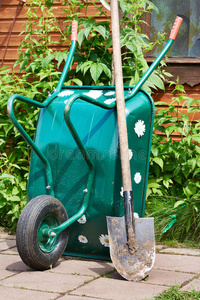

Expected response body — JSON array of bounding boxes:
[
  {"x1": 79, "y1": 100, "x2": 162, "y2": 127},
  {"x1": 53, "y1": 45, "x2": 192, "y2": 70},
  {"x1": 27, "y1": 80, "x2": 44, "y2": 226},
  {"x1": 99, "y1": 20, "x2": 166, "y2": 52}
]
[{"x1": 142, "y1": 12, "x2": 200, "y2": 87}]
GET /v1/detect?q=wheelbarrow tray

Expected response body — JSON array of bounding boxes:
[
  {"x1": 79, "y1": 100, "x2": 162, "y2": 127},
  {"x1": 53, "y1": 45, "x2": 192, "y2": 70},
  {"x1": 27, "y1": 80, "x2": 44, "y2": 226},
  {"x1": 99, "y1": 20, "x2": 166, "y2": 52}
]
[{"x1": 28, "y1": 85, "x2": 154, "y2": 260}]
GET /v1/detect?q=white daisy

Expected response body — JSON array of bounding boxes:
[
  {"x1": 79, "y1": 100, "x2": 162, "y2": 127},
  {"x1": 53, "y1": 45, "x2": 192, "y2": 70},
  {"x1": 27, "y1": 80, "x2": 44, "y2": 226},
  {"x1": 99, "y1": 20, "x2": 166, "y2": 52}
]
[
  {"x1": 83, "y1": 90, "x2": 103, "y2": 99},
  {"x1": 129, "y1": 149, "x2": 133, "y2": 160},
  {"x1": 58, "y1": 90, "x2": 74, "y2": 97},
  {"x1": 99, "y1": 234, "x2": 109, "y2": 247},
  {"x1": 77, "y1": 214, "x2": 87, "y2": 224},
  {"x1": 105, "y1": 91, "x2": 115, "y2": 96},
  {"x1": 134, "y1": 172, "x2": 142, "y2": 184},
  {"x1": 104, "y1": 98, "x2": 116, "y2": 105},
  {"x1": 134, "y1": 120, "x2": 145, "y2": 137},
  {"x1": 120, "y1": 187, "x2": 123, "y2": 198},
  {"x1": 78, "y1": 235, "x2": 88, "y2": 244},
  {"x1": 134, "y1": 212, "x2": 139, "y2": 219}
]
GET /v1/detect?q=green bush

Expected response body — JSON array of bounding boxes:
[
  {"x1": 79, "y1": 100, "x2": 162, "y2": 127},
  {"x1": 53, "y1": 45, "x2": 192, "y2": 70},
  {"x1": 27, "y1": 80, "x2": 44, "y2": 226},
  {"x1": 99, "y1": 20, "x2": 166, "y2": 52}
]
[{"x1": 147, "y1": 79, "x2": 200, "y2": 243}]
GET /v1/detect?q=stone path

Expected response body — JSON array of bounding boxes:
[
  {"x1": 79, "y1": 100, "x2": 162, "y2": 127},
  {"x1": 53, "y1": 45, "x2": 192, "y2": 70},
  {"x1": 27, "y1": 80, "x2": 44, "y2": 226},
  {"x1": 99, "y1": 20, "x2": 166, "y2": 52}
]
[{"x1": 0, "y1": 233, "x2": 199, "y2": 300}]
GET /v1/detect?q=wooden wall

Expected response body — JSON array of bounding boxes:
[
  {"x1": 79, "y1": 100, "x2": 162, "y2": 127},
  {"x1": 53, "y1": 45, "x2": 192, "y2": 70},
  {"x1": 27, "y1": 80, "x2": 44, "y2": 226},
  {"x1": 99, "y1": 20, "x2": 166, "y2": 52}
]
[
  {"x1": 153, "y1": 84, "x2": 200, "y2": 141},
  {"x1": 0, "y1": 0, "x2": 106, "y2": 69}
]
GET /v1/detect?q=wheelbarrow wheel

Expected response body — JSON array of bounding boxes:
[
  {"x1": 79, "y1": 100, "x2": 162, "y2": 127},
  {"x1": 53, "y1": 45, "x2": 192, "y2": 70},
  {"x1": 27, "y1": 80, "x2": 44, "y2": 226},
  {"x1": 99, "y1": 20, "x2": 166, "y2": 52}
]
[{"x1": 16, "y1": 195, "x2": 69, "y2": 270}]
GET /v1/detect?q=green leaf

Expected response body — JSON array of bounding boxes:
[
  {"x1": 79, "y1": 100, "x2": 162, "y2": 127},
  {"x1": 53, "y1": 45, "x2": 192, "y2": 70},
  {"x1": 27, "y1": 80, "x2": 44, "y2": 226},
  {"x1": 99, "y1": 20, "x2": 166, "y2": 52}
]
[
  {"x1": 20, "y1": 54, "x2": 30, "y2": 71},
  {"x1": 187, "y1": 159, "x2": 197, "y2": 171},
  {"x1": 90, "y1": 63, "x2": 103, "y2": 84},
  {"x1": 192, "y1": 135, "x2": 200, "y2": 143},
  {"x1": 174, "y1": 200, "x2": 185, "y2": 209},
  {"x1": 153, "y1": 157, "x2": 163, "y2": 170},
  {"x1": 19, "y1": 181, "x2": 27, "y2": 191},
  {"x1": 71, "y1": 78, "x2": 82, "y2": 86},
  {"x1": 77, "y1": 29, "x2": 85, "y2": 47},
  {"x1": 45, "y1": 0, "x2": 54, "y2": 8},
  {"x1": 100, "y1": 63, "x2": 111, "y2": 79},
  {"x1": 94, "y1": 25, "x2": 106, "y2": 39},
  {"x1": 163, "y1": 178, "x2": 173, "y2": 189},
  {"x1": 12, "y1": 187, "x2": 19, "y2": 196},
  {"x1": 10, "y1": 196, "x2": 21, "y2": 202},
  {"x1": 148, "y1": 72, "x2": 164, "y2": 90},
  {"x1": 42, "y1": 55, "x2": 54, "y2": 69},
  {"x1": 105, "y1": 36, "x2": 112, "y2": 50},
  {"x1": 174, "y1": 176, "x2": 182, "y2": 184},
  {"x1": 193, "y1": 168, "x2": 200, "y2": 177},
  {"x1": 147, "y1": 182, "x2": 161, "y2": 188},
  {"x1": 0, "y1": 173, "x2": 15, "y2": 184},
  {"x1": 183, "y1": 184, "x2": 197, "y2": 199}
]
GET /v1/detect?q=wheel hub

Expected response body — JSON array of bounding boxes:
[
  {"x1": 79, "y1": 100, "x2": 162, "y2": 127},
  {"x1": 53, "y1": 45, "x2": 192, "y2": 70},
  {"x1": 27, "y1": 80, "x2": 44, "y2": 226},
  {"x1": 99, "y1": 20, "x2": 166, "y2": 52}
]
[{"x1": 37, "y1": 214, "x2": 59, "y2": 253}]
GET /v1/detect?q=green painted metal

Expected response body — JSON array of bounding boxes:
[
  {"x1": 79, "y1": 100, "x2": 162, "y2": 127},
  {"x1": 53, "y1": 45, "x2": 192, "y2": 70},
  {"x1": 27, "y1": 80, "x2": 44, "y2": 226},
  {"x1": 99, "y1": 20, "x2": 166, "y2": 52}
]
[
  {"x1": 7, "y1": 94, "x2": 55, "y2": 196},
  {"x1": 56, "y1": 40, "x2": 77, "y2": 94},
  {"x1": 27, "y1": 85, "x2": 154, "y2": 259},
  {"x1": 7, "y1": 40, "x2": 77, "y2": 197},
  {"x1": 126, "y1": 39, "x2": 174, "y2": 100},
  {"x1": 48, "y1": 96, "x2": 95, "y2": 236},
  {"x1": 37, "y1": 214, "x2": 59, "y2": 253}
]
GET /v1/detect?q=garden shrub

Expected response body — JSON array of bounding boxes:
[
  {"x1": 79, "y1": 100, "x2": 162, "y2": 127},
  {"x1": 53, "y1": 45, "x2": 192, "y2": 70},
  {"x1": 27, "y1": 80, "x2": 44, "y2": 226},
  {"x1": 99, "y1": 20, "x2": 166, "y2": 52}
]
[{"x1": 147, "y1": 79, "x2": 200, "y2": 243}]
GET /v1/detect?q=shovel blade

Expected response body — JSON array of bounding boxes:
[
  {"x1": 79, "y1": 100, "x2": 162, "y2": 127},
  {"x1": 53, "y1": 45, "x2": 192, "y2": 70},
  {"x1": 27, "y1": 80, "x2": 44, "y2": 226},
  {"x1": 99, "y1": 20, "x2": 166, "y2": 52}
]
[{"x1": 107, "y1": 216, "x2": 155, "y2": 281}]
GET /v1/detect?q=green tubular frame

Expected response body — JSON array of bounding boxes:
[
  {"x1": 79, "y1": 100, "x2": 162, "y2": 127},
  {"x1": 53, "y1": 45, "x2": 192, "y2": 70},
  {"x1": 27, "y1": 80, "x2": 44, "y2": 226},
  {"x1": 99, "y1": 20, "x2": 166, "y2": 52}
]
[
  {"x1": 7, "y1": 38, "x2": 174, "y2": 237},
  {"x1": 7, "y1": 94, "x2": 55, "y2": 196},
  {"x1": 7, "y1": 40, "x2": 77, "y2": 197}
]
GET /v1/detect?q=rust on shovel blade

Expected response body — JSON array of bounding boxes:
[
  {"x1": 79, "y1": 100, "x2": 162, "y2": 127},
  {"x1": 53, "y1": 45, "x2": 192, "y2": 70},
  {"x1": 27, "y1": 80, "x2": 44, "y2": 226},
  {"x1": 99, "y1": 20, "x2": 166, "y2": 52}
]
[{"x1": 106, "y1": 216, "x2": 155, "y2": 281}]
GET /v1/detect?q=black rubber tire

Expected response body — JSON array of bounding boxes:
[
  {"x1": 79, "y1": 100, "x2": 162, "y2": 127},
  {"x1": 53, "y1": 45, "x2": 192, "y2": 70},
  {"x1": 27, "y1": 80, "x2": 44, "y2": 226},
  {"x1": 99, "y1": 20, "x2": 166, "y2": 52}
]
[{"x1": 16, "y1": 195, "x2": 69, "y2": 270}]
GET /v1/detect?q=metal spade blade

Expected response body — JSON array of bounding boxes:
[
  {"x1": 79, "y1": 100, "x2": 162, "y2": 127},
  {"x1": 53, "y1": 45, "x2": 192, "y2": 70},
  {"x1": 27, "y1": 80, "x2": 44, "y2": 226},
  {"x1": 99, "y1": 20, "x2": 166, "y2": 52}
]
[{"x1": 107, "y1": 216, "x2": 155, "y2": 281}]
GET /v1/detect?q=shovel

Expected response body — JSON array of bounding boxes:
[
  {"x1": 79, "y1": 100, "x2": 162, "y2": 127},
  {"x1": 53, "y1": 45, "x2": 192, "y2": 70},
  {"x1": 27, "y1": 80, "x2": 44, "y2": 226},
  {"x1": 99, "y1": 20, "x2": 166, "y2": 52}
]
[{"x1": 106, "y1": 0, "x2": 182, "y2": 281}]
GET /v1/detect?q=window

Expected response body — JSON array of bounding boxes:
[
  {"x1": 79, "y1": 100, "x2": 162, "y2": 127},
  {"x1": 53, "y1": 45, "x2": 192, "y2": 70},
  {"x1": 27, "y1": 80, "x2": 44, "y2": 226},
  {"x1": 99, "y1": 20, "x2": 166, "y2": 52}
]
[
  {"x1": 149, "y1": 0, "x2": 200, "y2": 58},
  {"x1": 146, "y1": 0, "x2": 200, "y2": 86}
]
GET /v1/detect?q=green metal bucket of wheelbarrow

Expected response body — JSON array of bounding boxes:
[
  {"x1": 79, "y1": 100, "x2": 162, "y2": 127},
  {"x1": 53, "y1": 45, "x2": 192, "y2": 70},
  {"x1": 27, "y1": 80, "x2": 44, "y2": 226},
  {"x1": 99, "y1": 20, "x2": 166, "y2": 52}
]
[{"x1": 7, "y1": 17, "x2": 182, "y2": 278}]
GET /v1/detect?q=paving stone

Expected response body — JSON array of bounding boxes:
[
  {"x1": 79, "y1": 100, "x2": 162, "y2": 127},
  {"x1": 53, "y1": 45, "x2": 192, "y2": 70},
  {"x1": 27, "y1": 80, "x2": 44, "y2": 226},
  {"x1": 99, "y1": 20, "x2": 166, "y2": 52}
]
[
  {"x1": 59, "y1": 295, "x2": 101, "y2": 300},
  {"x1": 145, "y1": 269, "x2": 194, "y2": 286},
  {"x1": 107, "y1": 271, "x2": 125, "y2": 280},
  {"x1": 70, "y1": 277, "x2": 168, "y2": 300},
  {"x1": 0, "y1": 285, "x2": 60, "y2": 300},
  {"x1": 159, "y1": 248, "x2": 200, "y2": 256},
  {"x1": 180, "y1": 277, "x2": 200, "y2": 291},
  {"x1": 1, "y1": 270, "x2": 91, "y2": 294},
  {"x1": 154, "y1": 253, "x2": 200, "y2": 274},
  {"x1": 0, "y1": 234, "x2": 16, "y2": 240},
  {"x1": 0, "y1": 269, "x2": 19, "y2": 280},
  {"x1": 52, "y1": 258, "x2": 114, "y2": 277},
  {"x1": 0, "y1": 254, "x2": 30, "y2": 271},
  {"x1": 0, "y1": 240, "x2": 16, "y2": 251},
  {"x1": 1, "y1": 246, "x2": 18, "y2": 255},
  {"x1": 156, "y1": 245, "x2": 166, "y2": 251}
]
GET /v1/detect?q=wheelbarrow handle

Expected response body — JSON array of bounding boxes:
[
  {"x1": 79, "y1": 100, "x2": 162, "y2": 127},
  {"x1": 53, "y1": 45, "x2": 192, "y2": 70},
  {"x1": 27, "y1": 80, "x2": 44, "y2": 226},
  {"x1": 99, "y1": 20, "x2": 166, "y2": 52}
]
[
  {"x1": 169, "y1": 16, "x2": 183, "y2": 40},
  {"x1": 71, "y1": 20, "x2": 78, "y2": 41},
  {"x1": 55, "y1": 20, "x2": 78, "y2": 93},
  {"x1": 127, "y1": 16, "x2": 183, "y2": 99}
]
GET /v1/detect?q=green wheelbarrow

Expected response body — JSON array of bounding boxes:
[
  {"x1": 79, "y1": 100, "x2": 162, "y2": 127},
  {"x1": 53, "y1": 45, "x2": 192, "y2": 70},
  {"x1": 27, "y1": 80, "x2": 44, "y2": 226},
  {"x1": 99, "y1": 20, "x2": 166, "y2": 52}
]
[{"x1": 7, "y1": 16, "x2": 182, "y2": 280}]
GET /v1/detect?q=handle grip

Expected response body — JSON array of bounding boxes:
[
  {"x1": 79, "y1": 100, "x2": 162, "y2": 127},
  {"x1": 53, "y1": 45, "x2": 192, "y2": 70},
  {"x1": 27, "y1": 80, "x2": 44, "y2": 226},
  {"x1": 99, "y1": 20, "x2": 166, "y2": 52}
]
[
  {"x1": 71, "y1": 20, "x2": 78, "y2": 41},
  {"x1": 169, "y1": 16, "x2": 183, "y2": 40}
]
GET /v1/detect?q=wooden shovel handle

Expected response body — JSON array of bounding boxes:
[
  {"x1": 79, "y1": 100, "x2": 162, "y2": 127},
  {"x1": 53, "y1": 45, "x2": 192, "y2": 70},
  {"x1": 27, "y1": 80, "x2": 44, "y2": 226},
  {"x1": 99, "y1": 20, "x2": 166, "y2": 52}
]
[{"x1": 110, "y1": 0, "x2": 132, "y2": 192}]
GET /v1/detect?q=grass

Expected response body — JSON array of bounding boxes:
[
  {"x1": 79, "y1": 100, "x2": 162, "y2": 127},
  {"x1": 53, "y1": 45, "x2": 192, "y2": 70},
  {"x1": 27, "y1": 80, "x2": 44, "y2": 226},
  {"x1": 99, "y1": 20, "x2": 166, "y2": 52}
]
[
  {"x1": 149, "y1": 286, "x2": 200, "y2": 299},
  {"x1": 145, "y1": 195, "x2": 200, "y2": 248}
]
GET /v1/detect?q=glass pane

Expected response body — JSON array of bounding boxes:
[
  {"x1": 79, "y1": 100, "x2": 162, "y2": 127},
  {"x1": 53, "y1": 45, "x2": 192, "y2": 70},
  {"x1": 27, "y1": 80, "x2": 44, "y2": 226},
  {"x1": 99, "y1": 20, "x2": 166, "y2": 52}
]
[{"x1": 150, "y1": 0, "x2": 200, "y2": 57}]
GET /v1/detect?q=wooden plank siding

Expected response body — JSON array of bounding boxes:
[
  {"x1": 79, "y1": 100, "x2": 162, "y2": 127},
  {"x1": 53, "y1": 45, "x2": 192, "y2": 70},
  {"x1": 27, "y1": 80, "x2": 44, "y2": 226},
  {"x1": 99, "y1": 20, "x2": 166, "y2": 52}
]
[
  {"x1": 153, "y1": 84, "x2": 200, "y2": 141},
  {"x1": 0, "y1": 0, "x2": 107, "y2": 69},
  {"x1": 1, "y1": 1, "x2": 199, "y2": 143}
]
